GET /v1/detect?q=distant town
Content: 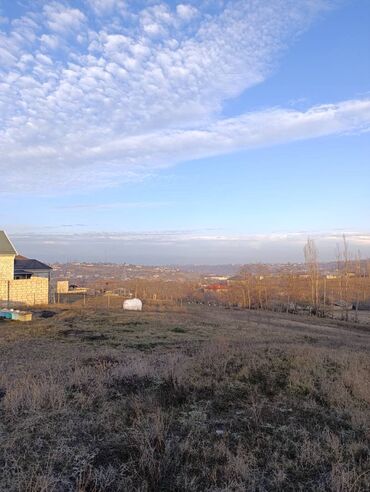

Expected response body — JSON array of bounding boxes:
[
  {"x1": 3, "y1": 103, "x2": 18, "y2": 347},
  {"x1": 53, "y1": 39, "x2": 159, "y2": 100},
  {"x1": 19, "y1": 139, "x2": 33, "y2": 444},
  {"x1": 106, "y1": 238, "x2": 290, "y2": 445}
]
[{"x1": 51, "y1": 259, "x2": 368, "y2": 286}]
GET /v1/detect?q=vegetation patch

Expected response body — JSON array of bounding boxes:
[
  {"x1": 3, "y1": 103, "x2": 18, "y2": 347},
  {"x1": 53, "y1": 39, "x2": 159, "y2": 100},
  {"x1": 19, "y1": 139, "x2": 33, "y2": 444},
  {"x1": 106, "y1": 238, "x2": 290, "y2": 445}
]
[
  {"x1": 171, "y1": 326, "x2": 187, "y2": 333},
  {"x1": 0, "y1": 306, "x2": 369, "y2": 491},
  {"x1": 58, "y1": 328, "x2": 87, "y2": 337},
  {"x1": 39, "y1": 310, "x2": 57, "y2": 319}
]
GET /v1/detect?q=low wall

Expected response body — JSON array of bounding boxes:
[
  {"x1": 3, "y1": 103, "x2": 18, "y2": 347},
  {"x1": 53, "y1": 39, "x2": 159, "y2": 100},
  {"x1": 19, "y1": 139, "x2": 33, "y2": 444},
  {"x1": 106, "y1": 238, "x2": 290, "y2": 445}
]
[{"x1": 0, "y1": 278, "x2": 49, "y2": 306}]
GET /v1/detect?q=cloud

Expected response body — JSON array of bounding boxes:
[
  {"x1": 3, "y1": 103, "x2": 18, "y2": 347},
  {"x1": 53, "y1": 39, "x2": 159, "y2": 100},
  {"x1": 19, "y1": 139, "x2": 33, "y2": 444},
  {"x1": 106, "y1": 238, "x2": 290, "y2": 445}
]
[
  {"x1": 176, "y1": 4, "x2": 198, "y2": 21},
  {"x1": 85, "y1": 0, "x2": 126, "y2": 16},
  {"x1": 1, "y1": 97, "x2": 369, "y2": 192},
  {"x1": 1, "y1": 0, "x2": 363, "y2": 194},
  {"x1": 7, "y1": 229, "x2": 370, "y2": 264},
  {"x1": 40, "y1": 33, "x2": 60, "y2": 50},
  {"x1": 43, "y1": 3, "x2": 86, "y2": 34}
]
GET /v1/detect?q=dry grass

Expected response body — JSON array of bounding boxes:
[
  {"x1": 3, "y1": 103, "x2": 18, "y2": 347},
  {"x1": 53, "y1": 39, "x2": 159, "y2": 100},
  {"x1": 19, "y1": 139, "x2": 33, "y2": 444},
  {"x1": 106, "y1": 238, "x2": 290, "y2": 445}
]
[{"x1": 0, "y1": 305, "x2": 369, "y2": 491}]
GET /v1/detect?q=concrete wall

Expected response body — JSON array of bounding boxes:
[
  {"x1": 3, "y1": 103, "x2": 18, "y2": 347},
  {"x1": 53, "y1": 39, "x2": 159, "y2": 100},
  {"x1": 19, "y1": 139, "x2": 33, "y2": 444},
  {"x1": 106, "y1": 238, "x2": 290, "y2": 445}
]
[
  {"x1": 0, "y1": 278, "x2": 49, "y2": 306},
  {"x1": 56, "y1": 280, "x2": 69, "y2": 293},
  {"x1": 0, "y1": 254, "x2": 15, "y2": 281}
]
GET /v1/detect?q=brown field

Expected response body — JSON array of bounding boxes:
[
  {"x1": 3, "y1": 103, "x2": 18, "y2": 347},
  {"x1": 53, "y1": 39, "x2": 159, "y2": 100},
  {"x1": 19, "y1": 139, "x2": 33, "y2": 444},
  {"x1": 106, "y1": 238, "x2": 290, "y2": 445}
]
[{"x1": 0, "y1": 305, "x2": 369, "y2": 491}]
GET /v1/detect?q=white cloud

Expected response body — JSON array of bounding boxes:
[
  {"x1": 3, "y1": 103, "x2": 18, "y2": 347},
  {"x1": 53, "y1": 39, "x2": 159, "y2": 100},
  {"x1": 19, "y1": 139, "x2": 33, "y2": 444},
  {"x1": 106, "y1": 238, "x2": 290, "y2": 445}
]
[
  {"x1": 1, "y1": 0, "x2": 365, "y2": 194},
  {"x1": 85, "y1": 0, "x2": 126, "y2": 16},
  {"x1": 176, "y1": 4, "x2": 198, "y2": 21},
  {"x1": 1, "y1": 98, "x2": 369, "y2": 192},
  {"x1": 36, "y1": 53, "x2": 53, "y2": 65},
  {"x1": 40, "y1": 33, "x2": 60, "y2": 50},
  {"x1": 43, "y1": 2, "x2": 86, "y2": 34}
]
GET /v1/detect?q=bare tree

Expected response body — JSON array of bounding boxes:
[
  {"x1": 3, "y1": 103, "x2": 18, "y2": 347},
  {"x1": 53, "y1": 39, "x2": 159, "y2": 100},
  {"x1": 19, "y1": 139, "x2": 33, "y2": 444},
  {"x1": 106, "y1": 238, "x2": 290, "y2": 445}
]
[
  {"x1": 342, "y1": 235, "x2": 351, "y2": 321},
  {"x1": 304, "y1": 238, "x2": 319, "y2": 314},
  {"x1": 354, "y1": 250, "x2": 362, "y2": 323}
]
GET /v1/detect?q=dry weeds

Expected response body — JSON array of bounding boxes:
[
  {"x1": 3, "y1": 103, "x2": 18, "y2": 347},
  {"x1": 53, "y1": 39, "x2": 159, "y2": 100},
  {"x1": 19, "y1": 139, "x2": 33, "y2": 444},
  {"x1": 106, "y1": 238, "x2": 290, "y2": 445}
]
[{"x1": 0, "y1": 306, "x2": 369, "y2": 491}]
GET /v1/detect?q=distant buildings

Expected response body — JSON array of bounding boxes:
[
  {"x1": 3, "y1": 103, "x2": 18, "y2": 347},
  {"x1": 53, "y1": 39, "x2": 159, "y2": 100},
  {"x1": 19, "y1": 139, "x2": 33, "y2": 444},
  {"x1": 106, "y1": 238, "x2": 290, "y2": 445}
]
[{"x1": 204, "y1": 283, "x2": 228, "y2": 292}]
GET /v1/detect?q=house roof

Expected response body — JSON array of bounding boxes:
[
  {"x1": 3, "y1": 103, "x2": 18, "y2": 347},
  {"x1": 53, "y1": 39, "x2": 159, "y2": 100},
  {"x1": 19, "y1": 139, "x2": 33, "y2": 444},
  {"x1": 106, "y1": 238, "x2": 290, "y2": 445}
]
[
  {"x1": 14, "y1": 269, "x2": 32, "y2": 276},
  {"x1": 0, "y1": 231, "x2": 17, "y2": 255},
  {"x1": 14, "y1": 257, "x2": 52, "y2": 272},
  {"x1": 205, "y1": 283, "x2": 228, "y2": 291}
]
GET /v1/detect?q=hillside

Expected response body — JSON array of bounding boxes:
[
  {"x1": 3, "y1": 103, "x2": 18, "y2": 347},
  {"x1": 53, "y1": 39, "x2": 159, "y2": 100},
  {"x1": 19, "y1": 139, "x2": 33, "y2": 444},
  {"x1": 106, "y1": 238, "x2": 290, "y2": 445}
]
[{"x1": 0, "y1": 306, "x2": 369, "y2": 491}]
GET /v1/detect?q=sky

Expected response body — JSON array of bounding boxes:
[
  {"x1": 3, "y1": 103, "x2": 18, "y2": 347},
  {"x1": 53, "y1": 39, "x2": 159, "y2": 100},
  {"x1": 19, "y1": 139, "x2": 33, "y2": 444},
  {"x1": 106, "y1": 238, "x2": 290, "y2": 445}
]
[{"x1": 0, "y1": 0, "x2": 369, "y2": 264}]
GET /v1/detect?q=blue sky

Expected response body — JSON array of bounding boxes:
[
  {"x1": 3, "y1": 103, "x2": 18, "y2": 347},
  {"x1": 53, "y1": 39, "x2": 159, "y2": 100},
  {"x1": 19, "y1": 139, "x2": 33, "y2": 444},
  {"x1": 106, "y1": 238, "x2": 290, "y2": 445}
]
[{"x1": 0, "y1": 0, "x2": 369, "y2": 264}]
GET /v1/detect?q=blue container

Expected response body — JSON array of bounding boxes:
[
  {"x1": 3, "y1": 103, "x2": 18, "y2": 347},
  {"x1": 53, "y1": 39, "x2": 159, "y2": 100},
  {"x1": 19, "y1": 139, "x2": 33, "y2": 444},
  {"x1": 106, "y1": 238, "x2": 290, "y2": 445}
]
[{"x1": 0, "y1": 311, "x2": 12, "y2": 319}]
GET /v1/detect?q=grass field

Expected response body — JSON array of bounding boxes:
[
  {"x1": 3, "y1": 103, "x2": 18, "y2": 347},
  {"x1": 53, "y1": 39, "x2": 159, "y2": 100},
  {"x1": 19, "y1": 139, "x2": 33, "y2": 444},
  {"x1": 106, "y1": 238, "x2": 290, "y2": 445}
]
[{"x1": 0, "y1": 305, "x2": 369, "y2": 491}]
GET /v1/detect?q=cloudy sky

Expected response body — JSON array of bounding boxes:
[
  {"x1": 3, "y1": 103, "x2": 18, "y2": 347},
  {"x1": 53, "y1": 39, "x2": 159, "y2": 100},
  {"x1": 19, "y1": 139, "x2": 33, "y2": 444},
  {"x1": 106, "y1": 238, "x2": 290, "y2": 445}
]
[{"x1": 1, "y1": 0, "x2": 369, "y2": 264}]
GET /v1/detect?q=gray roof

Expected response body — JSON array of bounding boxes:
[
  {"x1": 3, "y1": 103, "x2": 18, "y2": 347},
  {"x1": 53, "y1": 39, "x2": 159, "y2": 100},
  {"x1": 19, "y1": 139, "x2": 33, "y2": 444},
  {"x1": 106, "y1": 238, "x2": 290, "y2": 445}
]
[
  {"x1": 14, "y1": 257, "x2": 52, "y2": 272},
  {"x1": 13, "y1": 269, "x2": 32, "y2": 276},
  {"x1": 0, "y1": 231, "x2": 17, "y2": 255}
]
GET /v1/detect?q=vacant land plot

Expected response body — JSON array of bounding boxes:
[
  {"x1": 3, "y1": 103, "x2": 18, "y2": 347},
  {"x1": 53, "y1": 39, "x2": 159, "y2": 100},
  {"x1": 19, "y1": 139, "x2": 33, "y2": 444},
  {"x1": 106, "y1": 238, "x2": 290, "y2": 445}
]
[{"x1": 0, "y1": 306, "x2": 369, "y2": 491}]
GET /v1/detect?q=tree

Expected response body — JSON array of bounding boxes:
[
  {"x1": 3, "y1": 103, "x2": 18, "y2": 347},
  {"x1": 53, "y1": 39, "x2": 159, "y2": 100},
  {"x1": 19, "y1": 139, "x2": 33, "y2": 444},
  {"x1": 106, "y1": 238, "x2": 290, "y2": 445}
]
[
  {"x1": 336, "y1": 235, "x2": 351, "y2": 321},
  {"x1": 304, "y1": 238, "x2": 319, "y2": 313}
]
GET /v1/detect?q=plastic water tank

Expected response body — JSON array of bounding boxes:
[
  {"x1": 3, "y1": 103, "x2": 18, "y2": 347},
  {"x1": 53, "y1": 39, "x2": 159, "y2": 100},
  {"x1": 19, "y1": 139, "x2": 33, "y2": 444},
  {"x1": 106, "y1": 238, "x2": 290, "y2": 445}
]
[{"x1": 123, "y1": 298, "x2": 143, "y2": 311}]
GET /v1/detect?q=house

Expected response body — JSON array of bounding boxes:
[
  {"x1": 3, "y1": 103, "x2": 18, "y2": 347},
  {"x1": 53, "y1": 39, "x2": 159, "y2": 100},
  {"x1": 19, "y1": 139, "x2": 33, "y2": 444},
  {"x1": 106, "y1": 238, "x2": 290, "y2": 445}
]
[
  {"x1": 0, "y1": 231, "x2": 51, "y2": 306},
  {"x1": 14, "y1": 256, "x2": 52, "y2": 280}
]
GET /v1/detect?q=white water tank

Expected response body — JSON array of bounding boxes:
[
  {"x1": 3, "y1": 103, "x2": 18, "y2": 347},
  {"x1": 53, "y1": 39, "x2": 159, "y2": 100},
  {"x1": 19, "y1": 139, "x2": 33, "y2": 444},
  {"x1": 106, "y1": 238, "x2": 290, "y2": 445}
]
[{"x1": 123, "y1": 298, "x2": 143, "y2": 311}]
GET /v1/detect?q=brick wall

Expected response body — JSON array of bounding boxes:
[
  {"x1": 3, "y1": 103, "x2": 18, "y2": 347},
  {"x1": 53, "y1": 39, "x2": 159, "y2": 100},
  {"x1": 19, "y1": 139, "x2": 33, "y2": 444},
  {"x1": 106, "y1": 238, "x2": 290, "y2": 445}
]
[
  {"x1": 0, "y1": 255, "x2": 15, "y2": 281},
  {"x1": 0, "y1": 280, "x2": 8, "y2": 302},
  {"x1": 0, "y1": 278, "x2": 49, "y2": 306}
]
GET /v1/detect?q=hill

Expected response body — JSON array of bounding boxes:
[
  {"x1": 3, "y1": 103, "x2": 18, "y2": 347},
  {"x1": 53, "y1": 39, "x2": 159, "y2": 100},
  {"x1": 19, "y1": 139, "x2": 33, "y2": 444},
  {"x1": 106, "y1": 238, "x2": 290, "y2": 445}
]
[{"x1": 0, "y1": 306, "x2": 369, "y2": 491}]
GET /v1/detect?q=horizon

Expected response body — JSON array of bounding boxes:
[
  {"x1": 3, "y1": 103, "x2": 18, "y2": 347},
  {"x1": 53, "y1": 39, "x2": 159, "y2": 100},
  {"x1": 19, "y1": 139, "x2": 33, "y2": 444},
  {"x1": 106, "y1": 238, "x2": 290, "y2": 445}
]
[
  {"x1": 1, "y1": 0, "x2": 369, "y2": 263},
  {"x1": 6, "y1": 230, "x2": 370, "y2": 266}
]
